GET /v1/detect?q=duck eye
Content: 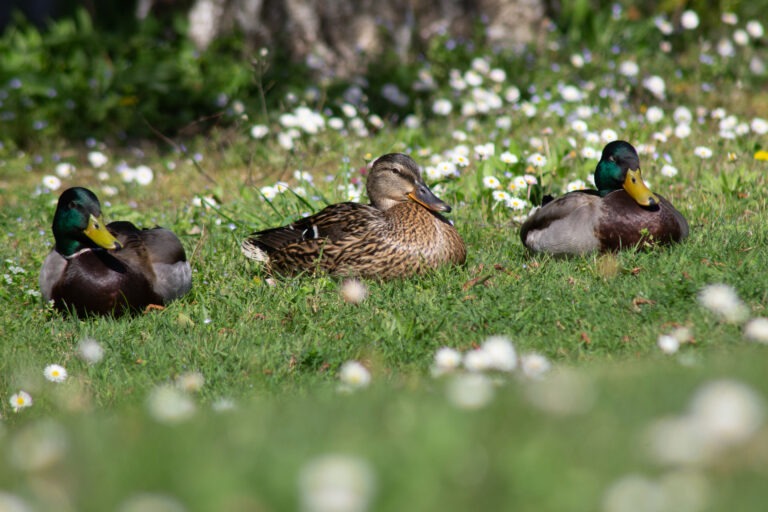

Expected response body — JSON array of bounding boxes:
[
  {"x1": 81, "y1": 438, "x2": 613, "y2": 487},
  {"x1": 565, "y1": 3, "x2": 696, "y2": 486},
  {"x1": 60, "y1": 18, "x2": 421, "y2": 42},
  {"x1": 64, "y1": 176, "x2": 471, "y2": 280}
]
[{"x1": 631, "y1": 177, "x2": 636, "y2": 183}]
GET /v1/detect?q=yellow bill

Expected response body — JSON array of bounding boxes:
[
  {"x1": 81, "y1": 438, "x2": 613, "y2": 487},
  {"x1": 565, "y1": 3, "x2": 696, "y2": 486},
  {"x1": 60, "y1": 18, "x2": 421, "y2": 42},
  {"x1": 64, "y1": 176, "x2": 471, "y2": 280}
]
[
  {"x1": 623, "y1": 169, "x2": 660, "y2": 206},
  {"x1": 84, "y1": 214, "x2": 122, "y2": 250}
]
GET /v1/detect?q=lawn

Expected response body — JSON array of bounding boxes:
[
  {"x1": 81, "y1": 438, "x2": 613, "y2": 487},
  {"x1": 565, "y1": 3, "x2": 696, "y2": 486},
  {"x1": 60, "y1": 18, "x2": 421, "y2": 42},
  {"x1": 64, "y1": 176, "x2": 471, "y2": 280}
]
[{"x1": 1, "y1": 5, "x2": 768, "y2": 511}]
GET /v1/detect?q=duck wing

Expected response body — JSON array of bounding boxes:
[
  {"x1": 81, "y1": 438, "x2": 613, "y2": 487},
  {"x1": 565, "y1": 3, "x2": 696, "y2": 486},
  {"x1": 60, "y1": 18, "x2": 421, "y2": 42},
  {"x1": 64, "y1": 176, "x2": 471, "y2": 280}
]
[
  {"x1": 520, "y1": 191, "x2": 602, "y2": 255},
  {"x1": 108, "y1": 221, "x2": 192, "y2": 302},
  {"x1": 241, "y1": 202, "x2": 380, "y2": 261}
]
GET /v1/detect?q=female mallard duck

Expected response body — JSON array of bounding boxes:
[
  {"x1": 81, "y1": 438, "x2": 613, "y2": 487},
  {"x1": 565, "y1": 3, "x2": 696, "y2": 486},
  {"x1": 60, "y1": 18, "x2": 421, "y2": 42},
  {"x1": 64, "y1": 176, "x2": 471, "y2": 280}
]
[
  {"x1": 520, "y1": 140, "x2": 688, "y2": 255},
  {"x1": 241, "y1": 153, "x2": 466, "y2": 279},
  {"x1": 39, "y1": 187, "x2": 192, "y2": 317}
]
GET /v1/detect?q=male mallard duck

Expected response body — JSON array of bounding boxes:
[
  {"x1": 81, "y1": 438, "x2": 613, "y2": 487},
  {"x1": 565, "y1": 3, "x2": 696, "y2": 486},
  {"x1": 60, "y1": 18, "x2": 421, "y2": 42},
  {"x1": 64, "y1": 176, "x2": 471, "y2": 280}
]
[
  {"x1": 241, "y1": 153, "x2": 466, "y2": 279},
  {"x1": 39, "y1": 187, "x2": 192, "y2": 317},
  {"x1": 520, "y1": 140, "x2": 688, "y2": 255}
]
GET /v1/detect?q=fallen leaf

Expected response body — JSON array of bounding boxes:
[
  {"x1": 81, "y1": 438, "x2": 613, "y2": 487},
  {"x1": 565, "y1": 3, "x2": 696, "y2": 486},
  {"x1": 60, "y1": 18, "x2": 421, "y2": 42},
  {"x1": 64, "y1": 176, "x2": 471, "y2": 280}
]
[
  {"x1": 580, "y1": 332, "x2": 591, "y2": 345},
  {"x1": 632, "y1": 297, "x2": 656, "y2": 312}
]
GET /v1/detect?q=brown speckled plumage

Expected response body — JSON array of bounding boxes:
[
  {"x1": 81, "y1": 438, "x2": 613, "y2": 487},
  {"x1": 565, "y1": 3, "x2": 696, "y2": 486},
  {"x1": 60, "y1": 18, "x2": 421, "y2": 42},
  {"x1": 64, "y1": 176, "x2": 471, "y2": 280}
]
[
  {"x1": 241, "y1": 153, "x2": 466, "y2": 278},
  {"x1": 520, "y1": 141, "x2": 689, "y2": 256}
]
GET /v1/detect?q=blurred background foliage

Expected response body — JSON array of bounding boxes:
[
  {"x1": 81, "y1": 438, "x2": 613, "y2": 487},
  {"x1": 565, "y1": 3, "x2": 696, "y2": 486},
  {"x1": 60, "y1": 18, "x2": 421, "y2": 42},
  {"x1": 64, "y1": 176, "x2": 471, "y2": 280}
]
[{"x1": 0, "y1": 0, "x2": 765, "y2": 146}]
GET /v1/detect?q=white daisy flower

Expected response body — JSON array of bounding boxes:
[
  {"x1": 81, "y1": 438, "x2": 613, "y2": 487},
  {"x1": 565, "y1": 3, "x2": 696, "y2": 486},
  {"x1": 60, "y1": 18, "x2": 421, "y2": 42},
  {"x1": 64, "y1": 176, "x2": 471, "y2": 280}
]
[
  {"x1": 432, "y1": 347, "x2": 462, "y2": 377},
  {"x1": 520, "y1": 353, "x2": 551, "y2": 379},
  {"x1": 619, "y1": 61, "x2": 639, "y2": 77},
  {"x1": 500, "y1": 151, "x2": 519, "y2": 165},
  {"x1": 660, "y1": 164, "x2": 679, "y2": 177},
  {"x1": 645, "y1": 106, "x2": 664, "y2": 124},
  {"x1": 10, "y1": 391, "x2": 32, "y2": 412},
  {"x1": 698, "y1": 283, "x2": 749, "y2": 323},
  {"x1": 746, "y1": 20, "x2": 764, "y2": 39},
  {"x1": 492, "y1": 190, "x2": 511, "y2": 202},
  {"x1": 482, "y1": 176, "x2": 502, "y2": 189},
  {"x1": 505, "y1": 197, "x2": 528, "y2": 211},
  {"x1": 693, "y1": 146, "x2": 713, "y2": 159},
  {"x1": 657, "y1": 335, "x2": 680, "y2": 354},
  {"x1": 55, "y1": 162, "x2": 75, "y2": 178},
  {"x1": 44, "y1": 364, "x2": 68, "y2": 383},
  {"x1": 250, "y1": 124, "x2": 269, "y2": 139},
  {"x1": 340, "y1": 279, "x2": 367, "y2": 304},
  {"x1": 88, "y1": 151, "x2": 108, "y2": 168},
  {"x1": 338, "y1": 361, "x2": 371, "y2": 390},
  {"x1": 41, "y1": 175, "x2": 62, "y2": 191},
  {"x1": 432, "y1": 98, "x2": 453, "y2": 116},
  {"x1": 446, "y1": 373, "x2": 494, "y2": 409},
  {"x1": 527, "y1": 153, "x2": 547, "y2": 167},
  {"x1": 680, "y1": 10, "x2": 700, "y2": 30},
  {"x1": 744, "y1": 317, "x2": 768, "y2": 343},
  {"x1": 77, "y1": 337, "x2": 104, "y2": 364}
]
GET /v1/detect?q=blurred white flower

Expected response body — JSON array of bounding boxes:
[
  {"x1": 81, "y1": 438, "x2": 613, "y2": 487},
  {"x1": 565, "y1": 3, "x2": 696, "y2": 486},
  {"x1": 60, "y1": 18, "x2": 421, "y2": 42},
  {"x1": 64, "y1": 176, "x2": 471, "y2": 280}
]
[
  {"x1": 680, "y1": 10, "x2": 700, "y2": 30},
  {"x1": 505, "y1": 197, "x2": 528, "y2": 211},
  {"x1": 520, "y1": 353, "x2": 551, "y2": 379},
  {"x1": 602, "y1": 474, "x2": 665, "y2": 512},
  {"x1": 55, "y1": 162, "x2": 75, "y2": 178},
  {"x1": 746, "y1": 20, "x2": 764, "y2": 39},
  {"x1": 41, "y1": 175, "x2": 62, "y2": 191},
  {"x1": 743, "y1": 317, "x2": 768, "y2": 343},
  {"x1": 751, "y1": 118, "x2": 768, "y2": 135},
  {"x1": 600, "y1": 129, "x2": 618, "y2": 143},
  {"x1": 698, "y1": 283, "x2": 748, "y2": 323},
  {"x1": 570, "y1": 53, "x2": 584, "y2": 68},
  {"x1": 481, "y1": 336, "x2": 517, "y2": 372},
  {"x1": 175, "y1": 371, "x2": 205, "y2": 393},
  {"x1": 693, "y1": 146, "x2": 713, "y2": 159},
  {"x1": 654, "y1": 16, "x2": 674, "y2": 35},
  {"x1": 339, "y1": 361, "x2": 371, "y2": 390},
  {"x1": 147, "y1": 385, "x2": 196, "y2": 424},
  {"x1": 8, "y1": 419, "x2": 68, "y2": 472},
  {"x1": 44, "y1": 364, "x2": 68, "y2": 383},
  {"x1": 566, "y1": 179, "x2": 587, "y2": 192},
  {"x1": 340, "y1": 279, "x2": 367, "y2": 304},
  {"x1": 463, "y1": 348, "x2": 492, "y2": 372},
  {"x1": 660, "y1": 164, "x2": 679, "y2": 178},
  {"x1": 733, "y1": 29, "x2": 749, "y2": 46},
  {"x1": 432, "y1": 347, "x2": 462, "y2": 377},
  {"x1": 657, "y1": 335, "x2": 680, "y2": 354},
  {"x1": 643, "y1": 75, "x2": 666, "y2": 99},
  {"x1": 504, "y1": 86, "x2": 521, "y2": 103},
  {"x1": 690, "y1": 380, "x2": 765, "y2": 448},
  {"x1": 77, "y1": 337, "x2": 104, "y2": 364},
  {"x1": 674, "y1": 123, "x2": 691, "y2": 139},
  {"x1": 446, "y1": 373, "x2": 494, "y2": 410},
  {"x1": 432, "y1": 99, "x2": 453, "y2": 116},
  {"x1": 250, "y1": 124, "x2": 269, "y2": 139},
  {"x1": 619, "y1": 61, "x2": 639, "y2": 77},
  {"x1": 492, "y1": 190, "x2": 511, "y2": 203},
  {"x1": 527, "y1": 153, "x2": 547, "y2": 168},
  {"x1": 524, "y1": 369, "x2": 596, "y2": 416},
  {"x1": 717, "y1": 38, "x2": 735, "y2": 58},
  {"x1": 88, "y1": 151, "x2": 108, "y2": 168},
  {"x1": 646, "y1": 106, "x2": 664, "y2": 124},
  {"x1": 482, "y1": 176, "x2": 501, "y2": 189},
  {"x1": 488, "y1": 68, "x2": 506, "y2": 83},
  {"x1": 299, "y1": 454, "x2": 375, "y2": 512},
  {"x1": 500, "y1": 151, "x2": 519, "y2": 165},
  {"x1": 134, "y1": 165, "x2": 154, "y2": 186},
  {"x1": 0, "y1": 492, "x2": 34, "y2": 512},
  {"x1": 10, "y1": 390, "x2": 32, "y2": 412},
  {"x1": 560, "y1": 85, "x2": 583, "y2": 102},
  {"x1": 571, "y1": 119, "x2": 588, "y2": 133},
  {"x1": 116, "y1": 493, "x2": 188, "y2": 512},
  {"x1": 721, "y1": 12, "x2": 738, "y2": 25}
]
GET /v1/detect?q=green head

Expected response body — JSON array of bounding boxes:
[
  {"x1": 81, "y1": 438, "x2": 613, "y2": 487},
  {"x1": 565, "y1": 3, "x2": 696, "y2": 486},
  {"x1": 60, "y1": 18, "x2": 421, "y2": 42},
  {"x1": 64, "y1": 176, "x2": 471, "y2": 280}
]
[
  {"x1": 594, "y1": 141, "x2": 659, "y2": 206},
  {"x1": 52, "y1": 187, "x2": 122, "y2": 256}
]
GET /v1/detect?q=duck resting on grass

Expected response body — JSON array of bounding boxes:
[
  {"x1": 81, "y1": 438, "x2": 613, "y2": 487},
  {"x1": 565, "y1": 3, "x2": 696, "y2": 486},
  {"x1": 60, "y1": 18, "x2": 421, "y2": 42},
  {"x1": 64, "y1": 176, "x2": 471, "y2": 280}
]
[
  {"x1": 241, "y1": 153, "x2": 467, "y2": 279},
  {"x1": 39, "y1": 187, "x2": 192, "y2": 317},
  {"x1": 520, "y1": 140, "x2": 689, "y2": 256}
]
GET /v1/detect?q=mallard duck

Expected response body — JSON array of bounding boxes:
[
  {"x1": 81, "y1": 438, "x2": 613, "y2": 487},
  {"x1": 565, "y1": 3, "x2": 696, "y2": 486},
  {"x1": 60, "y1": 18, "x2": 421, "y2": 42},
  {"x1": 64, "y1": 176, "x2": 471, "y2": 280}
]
[
  {"x1": 520, "y1": 140, "x2": 689, "y2": 255},
  {"x1": 39, "y1": 187, "x2": 192, "y2": 317},
  {"x1": 241, "y1": 153, "x2": 466, "y2": 279}
]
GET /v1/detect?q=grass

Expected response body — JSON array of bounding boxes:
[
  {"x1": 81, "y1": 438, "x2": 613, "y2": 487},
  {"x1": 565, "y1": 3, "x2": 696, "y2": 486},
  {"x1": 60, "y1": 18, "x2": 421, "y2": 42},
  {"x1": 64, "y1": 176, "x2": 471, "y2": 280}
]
[{"x1": 2, "y1": 6, "x2": 768, "y2": 511}]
